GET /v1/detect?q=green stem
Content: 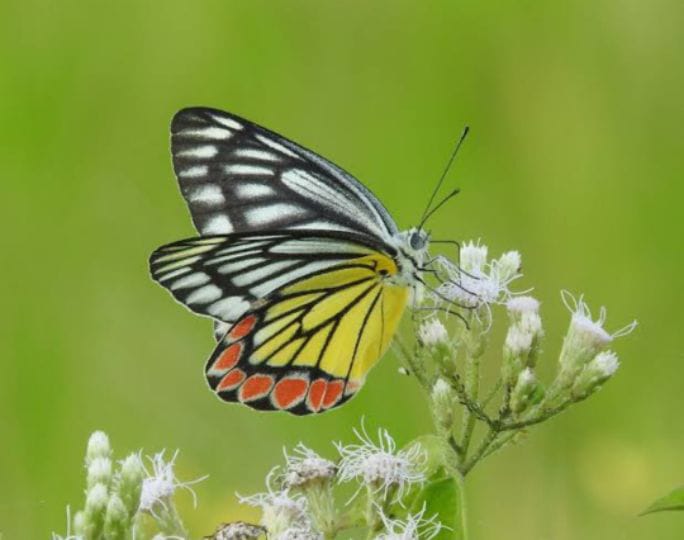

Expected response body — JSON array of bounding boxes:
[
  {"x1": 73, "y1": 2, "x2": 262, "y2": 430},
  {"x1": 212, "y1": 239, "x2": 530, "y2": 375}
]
[
  {"x1": 454, "y1": 472, "x2": 469, "y2": 540},
  {"x1": 460, "y1": 354, "x2": 481, "y2": 456},
  {"x1": 460, "y1": 428, "x2": 499, "y2": 476}
]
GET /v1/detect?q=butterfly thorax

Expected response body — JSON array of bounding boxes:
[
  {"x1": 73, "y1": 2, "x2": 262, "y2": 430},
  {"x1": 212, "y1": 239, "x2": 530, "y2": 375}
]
[{"x1": 387, "y1": 228, "x2": 429, "y2": 305}]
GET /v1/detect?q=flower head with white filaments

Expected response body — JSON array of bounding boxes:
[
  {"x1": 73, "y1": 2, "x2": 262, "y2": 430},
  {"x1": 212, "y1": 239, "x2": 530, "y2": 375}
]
[
  {"x1": 428, "y1": 241, "x2": 524, "y2": 329},
  {"x1": 282, "y1": 443, "x2": 336, "y2": 489},
  {"x1": 375, "y1": 504, "x2": 445, "y2": 540},
  {"x1": 239, "y1": 469, "x2": 315, "y2": 536},
  {"x1": 335, "y1": 424, "x2": 426, "y2": 503},
  {"x1": 139, "y1": 450, "x2": 207, "y2": 515}
]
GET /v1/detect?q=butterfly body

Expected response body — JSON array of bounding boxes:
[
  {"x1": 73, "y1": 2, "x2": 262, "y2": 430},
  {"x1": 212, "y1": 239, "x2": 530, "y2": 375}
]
[{"x1": 150, "y1": 107, "x2": 429, "y2": 414}]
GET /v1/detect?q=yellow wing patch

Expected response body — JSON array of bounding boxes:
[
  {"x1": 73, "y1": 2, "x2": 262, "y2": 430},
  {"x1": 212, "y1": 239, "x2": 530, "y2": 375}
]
[{"x1": 251, "y1": 252, "x2": 408, "y2": 383}]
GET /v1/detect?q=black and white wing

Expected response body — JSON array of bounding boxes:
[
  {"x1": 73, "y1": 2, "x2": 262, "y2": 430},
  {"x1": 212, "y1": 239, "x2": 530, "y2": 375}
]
[{"x1": 171, "y1": 107, "x2": 398, "y2": 241}]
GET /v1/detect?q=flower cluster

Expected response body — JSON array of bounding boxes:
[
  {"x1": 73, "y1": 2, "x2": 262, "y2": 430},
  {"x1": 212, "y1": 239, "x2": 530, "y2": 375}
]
[
  {"x1": 53, "y1": 432, "x2": 204, "y2": 540},
  {"x1": 408, "y1": 239, "x2": 636, "y2": 478}
]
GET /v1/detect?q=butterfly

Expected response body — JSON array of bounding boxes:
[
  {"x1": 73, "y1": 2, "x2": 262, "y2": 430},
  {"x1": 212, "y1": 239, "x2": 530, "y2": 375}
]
[{"x1": 149, "y1": 107, "x2": 462, "y2": 415}]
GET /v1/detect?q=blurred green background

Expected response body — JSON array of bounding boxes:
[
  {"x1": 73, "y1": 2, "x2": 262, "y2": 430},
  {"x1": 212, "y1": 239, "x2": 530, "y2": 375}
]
[{"x1": 1, "y1": 0, "x2": 682, "y2": 538}]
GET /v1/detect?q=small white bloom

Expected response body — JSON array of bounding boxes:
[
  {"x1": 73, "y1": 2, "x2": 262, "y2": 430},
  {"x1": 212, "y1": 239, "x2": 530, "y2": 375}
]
[
  {"x1": 86, "y1": 431, "x2": 111, "y2": 465},
  {"x1": 560, "y1": 291, "x2": 637, "y2": 371},
  {"x1": 431, "y1": 379, "x2": 456, "y2": 433},
  {"x1": 282, "y1": 443, "x2": 336, "y2": 488},
  {"x1": 86, "y1": 456, "x2": 112, "y2": 488},
  {"x1": 375, "y1": 504, "x2": 444, "y2": 540},
  {"x1": 240, "y1": 472, "x2": 310, "y2": 535},
  {"x1": 592, "y1": 350, "x2": 620, "y2": 377},
  {"x1": 459, "y1": 241, "x2": 488, "y2": 273},
  {"x1": 418, "y1": 318, "x2": 448, "y2": 347},
  {"x1": 510, "y1": 367, "x2": 539, "y2": 413},
  {"x1": 506, "y1": 295, "x2": 540, "y2": 315},
  {"x1": 433, "y1": 242, "x2": 523, "y2": 311},
  {"x1": 335, "y1": 425, "x2": 426, "y2": 502},
  {"x1": 504, "y1": 325, "x2": 534, "y2": 356},
  {"x1": 85, "y1": 482, "x2": 108, "y2": 511},
  {"x1": 139, "y1": 450, "x2": 207, "y2": 514},
  {"x1": 495, "y1": 250, "x2": 522, "y2": 283}
]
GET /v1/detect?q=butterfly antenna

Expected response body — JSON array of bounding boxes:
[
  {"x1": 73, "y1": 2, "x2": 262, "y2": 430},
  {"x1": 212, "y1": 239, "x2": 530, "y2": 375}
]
[
  {"x1": 419, "y1": 188, "x2": 461, "y2": 229},
  {"x1": 419, "y1": 125, "x2": 470, "y2": 226}
]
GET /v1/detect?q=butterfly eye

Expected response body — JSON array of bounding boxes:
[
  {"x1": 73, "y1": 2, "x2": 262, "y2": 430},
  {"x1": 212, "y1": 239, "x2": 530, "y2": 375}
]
[{"x1": 409, "y1": 231, "x2": 425, "y2": 251}]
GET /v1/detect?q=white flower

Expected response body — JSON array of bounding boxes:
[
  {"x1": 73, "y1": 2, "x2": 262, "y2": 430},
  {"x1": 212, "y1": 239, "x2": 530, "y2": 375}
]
[
  {"x1": 240, "y1": 472, "x2": 311, "y2": 535},
  {"x1": 571, "y1": 351, "x2": 621, "y2": 399},
  {"x1": 504, "y1": 325, "x2": 535, "y2": 356},
  {"x1": 433, "y1": 242, "x2": 523, "y2": 311},
  {"x1": 139, "y1": 450, "x2": 207, "y2": 514},
  {"x1": 335, "y1": 425, "x2": 426, "y2": 502},
  {"x1": 459, "y1": 241, "x2": 488, "y2": 273},
  {"x1": 86, "y1": 431, "x2": 111, "y2": 465},
  {"x1": 506, "y1": 295, "x2": 540, "y2": 316},
  {"x1": 282, "y1": 444, "x2": 336, "y2": 488},
  {"x1": 375, "y1": 504, "x2": 444, "y2": 540},
  {"x1": 510, "y1": 367, "x2": 539, "y2": 413},
  {"x1": 560, "y1": 291, "x2": 637, "y2": 371},
  {"x1": 592, "y1": 350, "x2": 620, "y2": 377},
  {"x1": 86, "y1": 456, "x2": 112, "y2": 488},
  {"x1": 418, "y1": 318, "x2": 448, "y2": 347}
]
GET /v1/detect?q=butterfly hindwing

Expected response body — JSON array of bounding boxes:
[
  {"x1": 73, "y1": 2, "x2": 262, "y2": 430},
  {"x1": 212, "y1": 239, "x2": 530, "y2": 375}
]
[
  {"x1": 171, "y1": 107, "x2": 398, "y2": 240},
  {"x1": 203, "y1": 242, "x2": 410, "y2": 414}
]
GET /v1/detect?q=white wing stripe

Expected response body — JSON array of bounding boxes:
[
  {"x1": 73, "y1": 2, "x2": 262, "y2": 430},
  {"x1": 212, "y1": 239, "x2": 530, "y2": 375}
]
[
  {"x1": 217, "y1": 256, "x2": 268, "y2": 274},
  {"x1": 211, "y1": 114, "x2": 244, "y2": 130},
  {"x1": 180, "y1": 126, "x2": 232, "y2": 140},
  {"x1": 157, "y1": 267, "x2": 192, "y2": 282},
  {"x1": 189, "y1": 185, "x2": 226, "y2": 205},
  {"x1": 245, "y1": 203, "x2": 304, "y2": 227},
  {"x1": 178, "y1": 165, "x2": 208, "y2": 178},
  {"x1": 207, "y1": 296, "x2": 250, "y2": 320},
  {"x1": 171, "y1": 272, "x2": 211, "y2": 290},
  {"x1": 224, "y1": 164, "x2": 275, "y2": 176},
  {"x1": 255, "y1": 134, "x2": 301, "y2": 159},
  {"x1": 232, "y1": 260, "x2": 300, "y2": 288},
  {"x1": 234, "y1": 148, "x2": 281, "y2": 161},
  {"x1": 202, "y1": 215, "x2": 233, "y2": 234},
  {"x1": 235, "y1": 183, "x2": 276, "y2": 198},
  {"x1": 186, "y1": 284, "x2": 223, "y2": 304},
  {"x1": 250, "y1": 260, "x2": 339, "y2": 298},
  {"x1": 178, "y1": 145, "x2": 218, "y2": 158}
]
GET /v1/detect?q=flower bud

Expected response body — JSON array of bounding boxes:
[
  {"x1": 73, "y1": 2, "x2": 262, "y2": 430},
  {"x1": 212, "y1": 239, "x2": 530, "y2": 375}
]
[
  {"x1": 430, "y1": 379, "x2": 456, "y2": 433},
  {"x1": 86, "y1": 431, "x2": 111, "y2": 465},
  {"x1": 571, "y1": 351, "x2": 620, "y2": 399},
  {"x1": 83, "y1": 482, "x2": 108, "y2": 539},
  {"x1": 87, "y1": 456, "x2": 112, "y2": 490},
  {"x1": 510, "y1": 368, "x2": 541, "y2": 414},
  {"x1": 104, "y1": 493, "x2": 128, "y2": 540},
  {"x1": 418, "y1": 318, "x2": 448, "y2": 348},
  {"x1": 502, "y1": 297, "x2": 543, "y2": 386},
  {"x1": 495, "y1": 251, "x2": 522, "y2": 283},
  {"x1": 119, "y1": 453, "x2": 144, "y2": 518}
]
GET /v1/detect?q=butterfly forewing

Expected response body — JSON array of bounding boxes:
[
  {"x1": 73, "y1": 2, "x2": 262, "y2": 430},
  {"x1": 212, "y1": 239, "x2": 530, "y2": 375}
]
[{"x1": 171, "y1": 107, "x2": 398, "y2": 239}]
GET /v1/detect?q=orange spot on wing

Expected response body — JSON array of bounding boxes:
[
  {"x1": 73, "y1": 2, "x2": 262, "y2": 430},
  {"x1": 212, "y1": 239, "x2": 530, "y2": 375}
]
[
  {"x1": 216, "y1": 368, "x2": 245, "y2": 391},
  {"x1": 322, "y1": 380, "x2": 344, "y2": 409},
  {"x1": 229, "y1": 315, "x2": 257, "y2": 340},
  {"x1": 239, "y1": 374, "x2": 274, "y2": 402},
  {"x1": 307, "y1": 379, "x2": 327, "y2": 412},
  {"x1": 273, "y1": 377, "x2": 309, "y2": 409},
  {"x1": 212, "y1": 343, "x2": 243, "y2": 373}
]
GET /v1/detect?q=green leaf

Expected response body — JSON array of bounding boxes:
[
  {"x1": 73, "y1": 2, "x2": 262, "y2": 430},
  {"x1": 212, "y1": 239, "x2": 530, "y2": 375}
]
[
  {"x1": 641, "y1": 486, "x2": 684, "y2": 515},
  {"x1": 411, "y1": 470, "x2": 465, "y2": 540}
]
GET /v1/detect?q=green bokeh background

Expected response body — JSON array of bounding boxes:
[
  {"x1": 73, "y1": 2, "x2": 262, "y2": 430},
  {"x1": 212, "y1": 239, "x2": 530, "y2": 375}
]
[{"x1": 2, "y1": 1, "x2": 682, "y2": 538}]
